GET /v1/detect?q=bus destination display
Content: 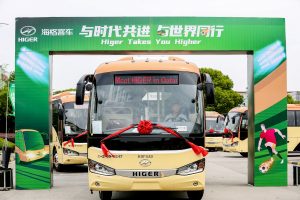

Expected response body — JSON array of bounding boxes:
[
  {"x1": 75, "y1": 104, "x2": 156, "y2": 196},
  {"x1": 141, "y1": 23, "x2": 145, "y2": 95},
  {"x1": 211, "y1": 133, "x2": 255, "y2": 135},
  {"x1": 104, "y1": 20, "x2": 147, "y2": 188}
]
[{"x1": 114, "y1": 74, "x2": 179, "y2": 85}]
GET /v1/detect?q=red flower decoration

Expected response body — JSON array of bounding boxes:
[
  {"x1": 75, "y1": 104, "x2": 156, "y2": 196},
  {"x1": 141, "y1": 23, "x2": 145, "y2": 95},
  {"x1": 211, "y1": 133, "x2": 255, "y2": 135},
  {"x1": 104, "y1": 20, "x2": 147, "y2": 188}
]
[
  {"x1": 209, "y1": 128, "x2": 214, "y2": 133},
  {"x1": 137, "y1": 120, "x2": 153, "y2": 135}
]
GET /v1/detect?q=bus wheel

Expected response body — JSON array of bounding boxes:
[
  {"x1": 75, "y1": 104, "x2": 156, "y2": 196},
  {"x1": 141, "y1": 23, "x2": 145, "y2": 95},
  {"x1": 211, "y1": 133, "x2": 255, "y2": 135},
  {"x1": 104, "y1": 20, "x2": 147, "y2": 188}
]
[
  {"x1": 240, "y1": 152, "x2": 248, "y2": 157},
  {"x1": 99, "y1": 191, "x2": 112, "y2": 200},
  {"x1": 53, "y1": 150, "x2": 63, "y2": 171},
  {"x1": 187, "y1": 190, "x2": 204, "y2": 200}
]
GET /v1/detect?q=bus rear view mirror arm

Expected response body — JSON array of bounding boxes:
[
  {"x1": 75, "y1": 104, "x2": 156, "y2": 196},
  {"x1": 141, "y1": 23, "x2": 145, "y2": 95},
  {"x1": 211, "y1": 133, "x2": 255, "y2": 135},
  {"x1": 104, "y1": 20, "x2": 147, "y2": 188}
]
[{"x1": 76, "y1": 74, "x2": 94, "y2": 105}]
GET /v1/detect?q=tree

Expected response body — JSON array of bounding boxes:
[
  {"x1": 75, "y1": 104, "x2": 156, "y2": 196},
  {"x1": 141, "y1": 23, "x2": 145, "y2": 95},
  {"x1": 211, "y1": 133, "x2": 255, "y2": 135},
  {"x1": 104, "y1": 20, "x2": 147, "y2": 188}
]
[
  {"x1": 53, "y1": 88, "x2": 76, "y2": 95},
  {"x1": 0, "y1": 71, "x2": 14, "y2": 133},
  {"x1": 201, "y1": 68, "x2": 244, "y2": 114},
  {"x1": 287, "y1": 94, "x2": 295, "y2": 104}
]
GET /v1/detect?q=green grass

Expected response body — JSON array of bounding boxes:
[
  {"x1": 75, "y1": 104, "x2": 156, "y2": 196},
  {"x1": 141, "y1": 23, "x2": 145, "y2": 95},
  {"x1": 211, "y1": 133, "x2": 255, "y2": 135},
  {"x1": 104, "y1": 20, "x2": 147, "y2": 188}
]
[{"x1": 0, "y1": 137, "x2": 15, "y2": 150}]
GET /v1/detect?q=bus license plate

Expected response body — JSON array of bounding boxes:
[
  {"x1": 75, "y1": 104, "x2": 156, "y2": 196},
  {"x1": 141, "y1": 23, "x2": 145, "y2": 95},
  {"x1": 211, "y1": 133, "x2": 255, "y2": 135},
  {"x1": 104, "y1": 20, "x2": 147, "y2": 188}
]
[{"x1": 131, "y1": 171, "x2": 161, "y2": 178}]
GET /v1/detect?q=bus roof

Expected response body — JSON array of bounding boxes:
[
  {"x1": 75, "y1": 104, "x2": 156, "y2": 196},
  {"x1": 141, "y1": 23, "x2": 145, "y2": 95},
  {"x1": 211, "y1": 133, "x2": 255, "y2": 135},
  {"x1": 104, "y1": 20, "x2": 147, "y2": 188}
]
[
  {"x1": 229, "y1": 106, "x2": 248, "y2": 113},
  {"x1": 206, "y1": 111, "x2": 222, "y2": 118},
  {"x1": 95, "y1": 57, "x2": 200, "y2": 75},
  {"x1": 52, "y1": 91, "x2": 89, "y2": 104},
  {"x1": 288, "y1": 104, "x2": 300, "y2": 110}
]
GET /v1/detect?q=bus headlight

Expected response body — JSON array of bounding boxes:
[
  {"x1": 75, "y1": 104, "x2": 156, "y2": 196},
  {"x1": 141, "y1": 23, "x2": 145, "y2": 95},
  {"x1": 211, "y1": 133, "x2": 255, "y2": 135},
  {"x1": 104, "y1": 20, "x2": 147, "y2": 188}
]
[
  {"x1": 63, "y1": 148, "x2": 79, "y2": 156},
  {"x1": 26, "y1": 152, "x2": 37, "y2": 160},
  {"x1": 88, "y1": 159, "x2": 115, "y2": 176},
  {"x1": 176, "y1": 159, "x2": 205, "y2": 176}
]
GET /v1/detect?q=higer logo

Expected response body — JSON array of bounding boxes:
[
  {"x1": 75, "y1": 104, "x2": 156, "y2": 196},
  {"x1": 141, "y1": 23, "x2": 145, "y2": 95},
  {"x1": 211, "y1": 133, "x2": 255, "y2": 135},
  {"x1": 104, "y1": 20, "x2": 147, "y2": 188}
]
[
  {"x1": 20, "y1": 26, "x2": 36, "y2": 36},
  {"x1": 18, "y1": 26, "x2": 38, "y2": 43}
]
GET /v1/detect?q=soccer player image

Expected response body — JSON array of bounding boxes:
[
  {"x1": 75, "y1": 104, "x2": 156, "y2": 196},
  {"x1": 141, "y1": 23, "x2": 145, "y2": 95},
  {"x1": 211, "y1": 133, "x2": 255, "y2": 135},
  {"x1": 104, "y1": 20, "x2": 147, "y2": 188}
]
[{"x1": 257, "y1": 124, "x2": 286, "y2": 164}]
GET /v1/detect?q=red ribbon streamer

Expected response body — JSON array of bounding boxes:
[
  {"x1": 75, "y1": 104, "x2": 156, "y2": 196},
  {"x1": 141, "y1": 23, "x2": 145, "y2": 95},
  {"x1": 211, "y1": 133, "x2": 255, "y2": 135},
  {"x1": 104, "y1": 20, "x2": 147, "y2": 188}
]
[
  {"x1": 155, "y1": 124, "x2": 208, "y2": 156},
  {"x1": 100, "y1": 120, "x2": 208, "y2": 158},
  {"x1": 63, "y1": 130, "x2": 89, "y2": 147}
]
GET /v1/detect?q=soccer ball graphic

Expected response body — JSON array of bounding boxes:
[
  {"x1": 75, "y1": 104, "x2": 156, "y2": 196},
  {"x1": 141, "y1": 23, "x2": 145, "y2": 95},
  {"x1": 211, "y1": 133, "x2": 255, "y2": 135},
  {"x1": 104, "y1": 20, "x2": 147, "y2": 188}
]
[
  {"x1": 259, "y1": 164, "x2": 269, "y2": 174},
  {"x1": 259, "y1": 159, "x2": 274, "y2": 174}
]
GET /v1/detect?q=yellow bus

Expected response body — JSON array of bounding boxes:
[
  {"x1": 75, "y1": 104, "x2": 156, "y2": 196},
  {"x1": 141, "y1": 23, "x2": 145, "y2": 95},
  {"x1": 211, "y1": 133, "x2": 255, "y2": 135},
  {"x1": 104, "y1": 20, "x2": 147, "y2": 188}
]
[
  {"x1": 15, "y1": 129, "x2": 48, "y2": 163},
  {"x1": 222, "y1": 107, "x2": 248, "y2": 157},
  {"x1": 51, "y1": 92, "x2": 89, "y2": 171},
  {"x1": 75, "y1": 57, "x2": 215, "y2": 200},
  {"x1": 205, "y1": 111, "x2": 224, "y2": 151},
  {"x1": 287, "y1": 104, "x2": 300, "y2": 152}
]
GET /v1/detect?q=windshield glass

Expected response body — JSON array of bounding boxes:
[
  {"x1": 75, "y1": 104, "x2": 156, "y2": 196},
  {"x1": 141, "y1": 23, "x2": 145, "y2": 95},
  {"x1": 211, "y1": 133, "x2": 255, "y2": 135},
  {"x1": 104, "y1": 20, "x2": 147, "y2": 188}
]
[
  {"x1": 24, "y1": 131, "x2": 44, "y2": 151},
  {"x1": 206, "y1": 118, "x2": 224, "y2": 131},
  {"x1": 64, "y1": 102, "x2": 88, "y2": 135},
  {"x1": 225, "y1": 112, "x2": 241, "y2": 132},
  {"x1": 91, "y1": 72, "x2": 203, "y2": 134}
]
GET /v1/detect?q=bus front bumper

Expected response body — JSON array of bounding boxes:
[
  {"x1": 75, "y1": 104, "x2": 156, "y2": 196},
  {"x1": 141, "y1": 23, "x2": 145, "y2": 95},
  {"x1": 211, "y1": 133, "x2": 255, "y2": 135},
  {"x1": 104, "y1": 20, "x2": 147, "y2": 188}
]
[
  {"x1": 205, "y1": 137, "x2": 223, "y2": 149},
  {"x1": 222, "y1": 145, "x2": 238, "y2": 152},
  {"x1": 89, "y1": 172, "x2": 205, "y2": 191}
]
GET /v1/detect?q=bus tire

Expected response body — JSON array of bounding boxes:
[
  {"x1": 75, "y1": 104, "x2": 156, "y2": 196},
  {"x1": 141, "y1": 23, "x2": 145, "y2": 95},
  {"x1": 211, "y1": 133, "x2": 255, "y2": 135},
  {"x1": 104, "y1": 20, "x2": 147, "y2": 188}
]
[
  {"x1": 53, "y1": 149, "x2": 63, "y2": 171},
  {"x1": 187, "y1": 190, "x2": 204, "y2": 200},
  {"x1": 240, "y1": 152, "x2": 248, "y2": 157},
  {"x1": 99, "y1": 191, "x2": 112, "y2": 200}
]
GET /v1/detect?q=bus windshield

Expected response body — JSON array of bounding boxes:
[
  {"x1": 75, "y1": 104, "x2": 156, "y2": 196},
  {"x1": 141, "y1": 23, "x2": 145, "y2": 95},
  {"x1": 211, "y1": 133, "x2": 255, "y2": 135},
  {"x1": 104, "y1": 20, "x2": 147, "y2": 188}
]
[
  {"x1": 24, "y1": 131, "x2": 45, "y2": 151},
  {"x1": 64, "y1": 102, "x2": 88, "y2": 135},
  {"x1": 206, "y1": 118, "x2": 224, "y2": 131},
  {"x1": 91, "y1": 73, "x2": 203, "y2": 134},
  {"x1": 225, "y1": 112, "x2": 241, "y2": 132}
]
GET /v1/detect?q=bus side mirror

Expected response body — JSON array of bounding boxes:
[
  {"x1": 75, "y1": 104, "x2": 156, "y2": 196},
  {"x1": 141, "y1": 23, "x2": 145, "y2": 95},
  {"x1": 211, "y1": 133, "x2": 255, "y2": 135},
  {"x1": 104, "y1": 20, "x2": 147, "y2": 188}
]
[
  {"x1": 58, "y1": 108, "x2": 64, "y2": 120},
  {"x1": 201, "y1": 73, "x2": 215, "y2": 105},
  {"x1": 58, "y1": 103, "x2": 64, "y2": 120},
  {"x1": 216, "y1": 115, "x2": 225, "y2": 123},
  {"x1": 231, "y1": 117, "x2": 236, "y2": 124},
  {"x1": 76, "y1": 74, "x2": 93, "y2": 105}
]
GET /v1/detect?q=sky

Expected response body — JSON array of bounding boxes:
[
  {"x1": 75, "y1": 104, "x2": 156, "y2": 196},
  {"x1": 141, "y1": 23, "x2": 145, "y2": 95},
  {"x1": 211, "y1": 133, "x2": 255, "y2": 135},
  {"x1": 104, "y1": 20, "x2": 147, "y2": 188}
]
[{"x1": 0, "y1": 0, "x2": 299, "y2": 91}]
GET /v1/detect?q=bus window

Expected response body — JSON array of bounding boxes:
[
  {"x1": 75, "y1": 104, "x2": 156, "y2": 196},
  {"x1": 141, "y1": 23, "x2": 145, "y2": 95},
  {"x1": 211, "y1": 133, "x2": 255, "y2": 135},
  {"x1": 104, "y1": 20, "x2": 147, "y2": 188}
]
[
  {"x1": 287, "y1": 111, "x2": 296, "y2": 127},
  {"x1": 225, "y1": 112, "x2": 241, "y2": 132},
  {"x1": 93, "y1": 76, "x2": 202, "y2": 134},
  {"x1": 296, "y1": 111, "x2": 300, "y2": 126},
  {"x1": 23, "y1": 131, "x2": 45, "y2": 151}
]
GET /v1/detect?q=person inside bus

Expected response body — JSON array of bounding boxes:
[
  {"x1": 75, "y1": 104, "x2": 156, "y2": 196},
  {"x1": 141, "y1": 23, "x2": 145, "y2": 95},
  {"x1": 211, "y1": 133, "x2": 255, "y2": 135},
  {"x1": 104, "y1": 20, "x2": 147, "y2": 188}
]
[{"x1": 164, "y1": 103, "x2": 188, "y2": 122}]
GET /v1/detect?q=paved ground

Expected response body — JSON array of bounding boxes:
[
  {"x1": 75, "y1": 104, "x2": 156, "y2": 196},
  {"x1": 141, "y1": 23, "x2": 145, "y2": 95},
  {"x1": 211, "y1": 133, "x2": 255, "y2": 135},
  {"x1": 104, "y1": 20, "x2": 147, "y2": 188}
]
[{"x1": 1, "y1": 152, "x2": 300, "y2": 200}]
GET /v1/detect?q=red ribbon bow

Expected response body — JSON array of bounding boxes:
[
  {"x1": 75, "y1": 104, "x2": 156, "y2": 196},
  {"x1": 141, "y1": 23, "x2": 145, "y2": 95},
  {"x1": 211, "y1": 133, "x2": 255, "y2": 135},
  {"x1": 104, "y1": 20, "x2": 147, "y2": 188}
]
[{"x1": 100, "y1": 120, "x2": 208, "y2": 158}]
